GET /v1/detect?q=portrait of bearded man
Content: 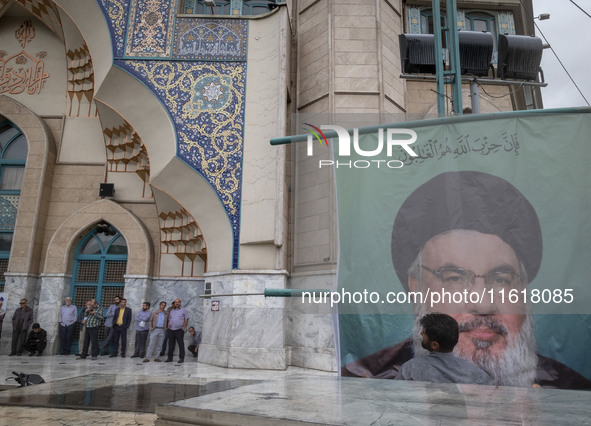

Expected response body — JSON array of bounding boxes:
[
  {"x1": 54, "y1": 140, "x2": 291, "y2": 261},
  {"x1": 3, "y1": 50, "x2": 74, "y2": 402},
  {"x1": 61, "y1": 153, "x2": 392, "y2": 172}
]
[{"x1": 342, "y1": 171, "x2": 591, "y2": 389}]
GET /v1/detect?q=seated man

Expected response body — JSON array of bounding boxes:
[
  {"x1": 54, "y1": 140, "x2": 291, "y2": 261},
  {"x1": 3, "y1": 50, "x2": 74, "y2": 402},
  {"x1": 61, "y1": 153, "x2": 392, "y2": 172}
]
[
  {"x1": 187, "y1": 326, "x2": 201, "y2": 358},
  {"x1": 24, "y1": 323, "x2": 47, "y2": 357},
  {"x1": 395, "y1": 313, "x2": 492, "y2": 385}
]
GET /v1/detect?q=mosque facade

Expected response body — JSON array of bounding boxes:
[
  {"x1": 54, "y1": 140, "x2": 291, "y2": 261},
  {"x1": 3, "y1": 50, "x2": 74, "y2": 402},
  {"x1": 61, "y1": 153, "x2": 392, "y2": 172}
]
[{"x1": 0, "y1": 0, "x2": 537, "y2": 370}]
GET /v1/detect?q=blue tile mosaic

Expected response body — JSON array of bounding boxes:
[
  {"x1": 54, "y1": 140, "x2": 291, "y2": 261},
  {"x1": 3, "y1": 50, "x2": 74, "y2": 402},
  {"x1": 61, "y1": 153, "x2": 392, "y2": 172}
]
[
  {"x1": 456, "y1": 9, "x2": 465, "y2": 31},
  {"x1": 125, "y1": 0, "x2": 177, "y2": 58},
  {"x1": 173, "y1": 18, "x2": 247, "y2": 61},
  {"x1": 116, "y1": 59, "x2": 246, "y2": 268},
  {"x1": 408, "y1": 6, "x2": 421, "y2": 34},
  {"x1": 230, "y1": 0, "x2": 242, "y2": 16},
  {"x1": 497, "y1": 11, "x2": 516, "y2": 36},
  {"x1": 97, "y1": 0, "x2": 131, "y2": 58}
]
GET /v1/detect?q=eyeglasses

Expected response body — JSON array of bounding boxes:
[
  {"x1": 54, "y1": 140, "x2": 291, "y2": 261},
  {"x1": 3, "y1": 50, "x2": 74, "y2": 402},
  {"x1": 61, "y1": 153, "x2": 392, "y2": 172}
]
[
  {"x1": 19, "y1": 302, "x2": 26, "y2": 305},
  {"x1": 421, "y1": 265, "x2": 523, "y2": 288}
]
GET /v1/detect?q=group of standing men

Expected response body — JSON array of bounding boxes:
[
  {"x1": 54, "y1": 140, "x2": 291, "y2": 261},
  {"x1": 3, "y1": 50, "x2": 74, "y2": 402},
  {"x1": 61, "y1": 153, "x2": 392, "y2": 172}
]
[
  {"x1": 61, "y1": 296, "x2": 198, "y2": 363},
  {"x1": 0, "y1": 294, "x2": 199, "y2": 359}
]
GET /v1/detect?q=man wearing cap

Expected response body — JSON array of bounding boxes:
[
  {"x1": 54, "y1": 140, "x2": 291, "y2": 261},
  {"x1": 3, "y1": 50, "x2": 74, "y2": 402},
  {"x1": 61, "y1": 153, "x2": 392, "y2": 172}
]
[{"x1": 342, "y1": 171, "x2": 591, "y2": 389}]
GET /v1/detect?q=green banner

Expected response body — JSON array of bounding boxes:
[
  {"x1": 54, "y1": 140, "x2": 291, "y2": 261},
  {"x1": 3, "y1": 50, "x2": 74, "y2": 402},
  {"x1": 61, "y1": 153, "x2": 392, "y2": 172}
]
[{"x1": 334, "y1": 108, "x2": 591, "y2": 388}]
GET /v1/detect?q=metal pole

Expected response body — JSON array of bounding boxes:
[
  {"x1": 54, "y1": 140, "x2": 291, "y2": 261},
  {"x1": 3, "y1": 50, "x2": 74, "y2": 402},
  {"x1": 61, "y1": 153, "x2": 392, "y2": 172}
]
[
  {"x1": 446, "y1": 0, "x2": 462, "y2": 114},
  {"x1": 199, "y1": 289, "x2": 332, "y2": 298},
  {"x1": 432, "y1": 0, "x2": 445, "y2": 117},
  {"x1": 470, "y1": 80, "x2": 481, "y2": 114}
]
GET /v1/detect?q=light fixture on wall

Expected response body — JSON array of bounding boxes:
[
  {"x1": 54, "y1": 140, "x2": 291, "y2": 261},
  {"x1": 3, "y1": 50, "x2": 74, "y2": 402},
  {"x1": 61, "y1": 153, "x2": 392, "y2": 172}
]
[{"x1": 96, "y1": 221, "x2": 116, "y2": 236}]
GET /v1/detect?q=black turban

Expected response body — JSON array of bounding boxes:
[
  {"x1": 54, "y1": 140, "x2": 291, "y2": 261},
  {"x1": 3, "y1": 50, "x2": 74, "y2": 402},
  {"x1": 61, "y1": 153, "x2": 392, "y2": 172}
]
[{"x1": 391, "y1": 171, "x2": 542, "y2": 291}]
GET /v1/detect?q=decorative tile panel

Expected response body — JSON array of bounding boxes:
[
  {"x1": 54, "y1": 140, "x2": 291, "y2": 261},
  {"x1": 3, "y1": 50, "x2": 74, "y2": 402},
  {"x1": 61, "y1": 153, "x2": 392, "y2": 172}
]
[
  {"x1": 182, "y1": 0, "x2": 196, "y2": 14},
  {"x1": 125, "y1": 0, "x2": 177, "y2": 58},
  {"x1": 230, "y1": 0, "x2": 242, "y2": 16},
  {"x1": 408, "y1": 6, "x2": 421, "y2": 34},
  {"x1": 456, "y1": 10, "x2": 465, "y2": 31},
  {"x1": 0, "y1": 195, "x2": 19, "y2": 231},
  {"x1": 497, "y1": 11, "x2": 515, "y2": 36},
  {"x1": 495, "y1": 12, "x2": 515, "y2": 64},
  {"x1": 116, "y1": 59, "x2": 246, "y2": 267},
  {"x1": 173, "y1": 18, "x2": 247, "y2": 61},
  {"x1": 97, "y1": 0, "x2": 131, "y2": 58}
]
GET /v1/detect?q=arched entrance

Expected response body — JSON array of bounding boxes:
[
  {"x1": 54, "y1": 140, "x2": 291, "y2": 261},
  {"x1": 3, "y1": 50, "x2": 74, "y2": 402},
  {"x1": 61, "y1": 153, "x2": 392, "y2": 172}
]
[
  {"x1": 70, "y1": 222, "x2": 127, "y2": 353},
  {"x1": 0, "y1": 119, "x2": 27, "y2": 291}
]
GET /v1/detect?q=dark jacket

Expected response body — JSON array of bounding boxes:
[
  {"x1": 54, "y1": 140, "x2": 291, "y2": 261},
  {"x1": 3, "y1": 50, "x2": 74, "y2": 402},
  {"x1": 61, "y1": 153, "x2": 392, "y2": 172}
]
[
  {"x1": 342, "y1": 338, "x2": 591, "y2": 390},
  {"x1": 27, "y1": 328, "x2": 47, "y2": 344},
  {"x1": 12, "y1": 306, "x2": 33, "y2": 331},
  {"x1": 113, "y1": 306, "x2": 132, "y2": 329},
  {"x1": 0, "y1": 308, "x2": 5, "y2": 331}
]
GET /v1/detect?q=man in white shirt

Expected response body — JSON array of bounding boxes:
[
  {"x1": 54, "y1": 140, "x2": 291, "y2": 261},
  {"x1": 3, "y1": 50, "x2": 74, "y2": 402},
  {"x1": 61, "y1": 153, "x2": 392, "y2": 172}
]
[{"x1": 58, "y1": 297, "x2": 77, "y2": 355}]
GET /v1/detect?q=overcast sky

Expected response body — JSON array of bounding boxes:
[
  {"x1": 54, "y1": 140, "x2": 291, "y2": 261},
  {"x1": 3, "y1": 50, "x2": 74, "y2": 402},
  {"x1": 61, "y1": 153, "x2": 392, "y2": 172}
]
[{"x1": 532, "y1": 0, "x2": 591, "y2": 108}]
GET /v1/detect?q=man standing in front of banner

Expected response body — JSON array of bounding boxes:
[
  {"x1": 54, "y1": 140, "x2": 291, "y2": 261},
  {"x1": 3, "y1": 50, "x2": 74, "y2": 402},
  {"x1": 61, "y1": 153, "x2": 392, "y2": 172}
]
[{"x1": 343, "y1": 171, "x2": 591, "y2": 389}]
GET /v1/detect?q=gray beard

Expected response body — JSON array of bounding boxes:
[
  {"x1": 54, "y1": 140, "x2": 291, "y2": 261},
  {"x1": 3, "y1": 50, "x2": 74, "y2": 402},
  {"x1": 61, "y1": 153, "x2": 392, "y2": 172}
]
[{"x1": 412, "y1": 309, "x2": 538, "y2": 387}]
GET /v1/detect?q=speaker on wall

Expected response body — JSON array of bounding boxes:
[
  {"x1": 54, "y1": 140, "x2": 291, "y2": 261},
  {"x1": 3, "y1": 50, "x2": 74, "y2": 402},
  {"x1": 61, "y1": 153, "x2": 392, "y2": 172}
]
[{"x1": 99, "y1": 183, "x2": 115, "y2": 198}]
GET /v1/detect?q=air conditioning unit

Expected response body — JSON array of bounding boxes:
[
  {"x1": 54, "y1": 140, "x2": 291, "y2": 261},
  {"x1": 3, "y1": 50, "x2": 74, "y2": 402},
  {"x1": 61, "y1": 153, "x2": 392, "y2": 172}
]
[{"x1": 204, "y1": 0, "x2": 216, "y2": 6}]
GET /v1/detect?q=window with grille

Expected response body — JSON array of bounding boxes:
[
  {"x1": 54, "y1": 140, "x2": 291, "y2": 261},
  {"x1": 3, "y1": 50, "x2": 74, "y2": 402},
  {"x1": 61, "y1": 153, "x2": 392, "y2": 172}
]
[
  {"x1": 419, "y1": 9, "x2": 448, "y2": 48},
  {"x1": 0, "y1": 120, "x2": 27, "y2": 291},
  {"x1": 181, "y1": 0, "x2": 279, "y2": 16},
  {"x1": 70, "y1": 225, "x2": 127, "y2": 352},
  {"x1": 76, "y1": 260, "x2": 101, "y2": 282},
  {"x1": 466, "y1": 11, "x2": 498, "y2": 51},
  {"x1": 104, "y1": 261, "x2": 127, "y2": 282},
  {"x1": 182, "y1": 0, "x2": 231, "y2": 15},
  {"x1": 0, "y1": 258, "x2": 7, "y2": 292},
  {"x1": 243, "y1": 0, "x2": 278, "y2": 15}
]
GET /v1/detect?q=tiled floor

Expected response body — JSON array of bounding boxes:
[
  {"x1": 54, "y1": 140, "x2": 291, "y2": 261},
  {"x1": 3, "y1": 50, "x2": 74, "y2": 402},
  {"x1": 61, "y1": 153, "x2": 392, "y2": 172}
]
[
  {"x1": 0, "y1": 354, "x2": 334, "y2": 425},
  {"x1": 1, "y1": 354, "x2": 590, "y2": 425}
]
